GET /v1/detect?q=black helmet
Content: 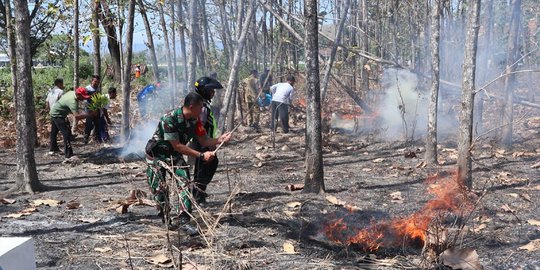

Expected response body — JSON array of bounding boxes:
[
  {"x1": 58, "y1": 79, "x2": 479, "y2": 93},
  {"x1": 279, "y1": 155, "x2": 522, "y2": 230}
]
[{"x1": 194, "y1": 76, "x2": 223, "y2": 100}]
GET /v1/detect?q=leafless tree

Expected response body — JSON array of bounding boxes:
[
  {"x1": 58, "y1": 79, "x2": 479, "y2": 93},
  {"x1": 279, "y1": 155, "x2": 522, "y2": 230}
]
[
  {"x1": 425, "y1": 0, "x2": 441, "y2": 165},
  {"x1": 457, "y1": 0, "x2": 481, "y2": 188},
  {"x1": 158, "y1": 1, "x2": 174, "y2": 102},
  {"x1": 121, "y1": 0, "x2": 136, "y2": 141},
  {"x1": 501, "y1": 0, "x2": 522, "y2": 147},
  {"x1": 137, "y1": 0, "x2": 159, "y2": 82},
  {"x1": 99, "y1": 1, "x2": 122, "y2": 81},
  {"x1": 218, "y1": 0, "x2": 256, "y2": 132},
  {"x1": 303, "y1": 0, "x2": 324, "y2": 194},
  {"x1": 187, "y1": 0, "x2": 198, "y2": 89},
  {"x1": 92, "y1": 0, "x2": 101, "y2": 78},
  {"x1": 320, "y1": 0, "x2": 350, "y2": 101},
  {"x1": 73, "y1": 0, "x2": 79, "y2": 88}
]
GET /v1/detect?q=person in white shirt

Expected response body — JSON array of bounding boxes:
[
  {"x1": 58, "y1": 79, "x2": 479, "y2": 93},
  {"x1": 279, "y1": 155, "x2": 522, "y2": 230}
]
[
  {"x1": 45, "y1": 78, "x2": 64, "y2": 111},
  {"x1": 270, "y1": 75, "x2": 295, "y2": 133}
]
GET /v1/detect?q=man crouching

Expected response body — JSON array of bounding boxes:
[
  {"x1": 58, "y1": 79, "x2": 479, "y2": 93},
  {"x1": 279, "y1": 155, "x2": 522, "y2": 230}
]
[{"x1": 144, "y1": 92, "x2": 231, "y2": 235}]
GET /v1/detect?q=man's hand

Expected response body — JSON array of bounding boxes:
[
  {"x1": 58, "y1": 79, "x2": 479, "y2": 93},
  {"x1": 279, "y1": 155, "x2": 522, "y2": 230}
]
[
  {"x1": 218, "y1": 132, "x2": 232, "y2": 144},
  {"x1": 201, "y1": 151, "x2": 216, "y2": 162}
]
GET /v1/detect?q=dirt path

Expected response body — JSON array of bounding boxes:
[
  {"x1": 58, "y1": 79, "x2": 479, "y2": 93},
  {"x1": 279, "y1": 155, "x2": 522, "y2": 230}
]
[{"x1": 1, "y1": 124, "x2": 539, "y2": 269}]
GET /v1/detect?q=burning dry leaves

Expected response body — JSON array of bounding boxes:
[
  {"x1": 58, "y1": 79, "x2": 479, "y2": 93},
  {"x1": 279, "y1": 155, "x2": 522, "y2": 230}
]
[{"x1": 439, "y1": 248, "x2": 483, "y2": 270}]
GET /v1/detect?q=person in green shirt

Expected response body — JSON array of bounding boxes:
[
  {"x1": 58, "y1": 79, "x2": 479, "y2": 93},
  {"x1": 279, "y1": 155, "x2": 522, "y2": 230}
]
[{"x1": 50, "y1": 87, "x2": 94, "y2": 158}]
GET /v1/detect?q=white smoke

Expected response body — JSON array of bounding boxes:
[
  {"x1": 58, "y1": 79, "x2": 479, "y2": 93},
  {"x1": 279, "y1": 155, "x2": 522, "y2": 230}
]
[
  {"x1": 378, "y1": 68, "x2": 429, "y2": 140},
  {"x1": 121, "y1": 120, "x2": 159, "y2": 157}
]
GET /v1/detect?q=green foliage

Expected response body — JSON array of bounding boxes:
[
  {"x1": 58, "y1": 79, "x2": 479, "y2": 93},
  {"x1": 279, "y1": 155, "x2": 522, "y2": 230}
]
[{"x1": 87, "y1": 93, "x2": 110, "y2": 111}]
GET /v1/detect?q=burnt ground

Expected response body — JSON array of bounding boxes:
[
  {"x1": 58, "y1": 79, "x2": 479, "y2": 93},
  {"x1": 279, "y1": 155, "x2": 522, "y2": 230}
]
[{"x1": 0, "y1": 116, "x2": 539, "y2": 270}]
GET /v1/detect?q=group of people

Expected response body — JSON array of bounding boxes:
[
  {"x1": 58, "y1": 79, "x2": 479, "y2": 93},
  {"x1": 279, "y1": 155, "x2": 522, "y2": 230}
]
[
  {"x1": 240, "y1": 69, "x2": 296, "y2": 134},
  {"x1": 46, "y1": 75, "x2": 117, "y2": 159},
  {"x1": 46, "y1": 71, "x2": 297, "y2": 235}
]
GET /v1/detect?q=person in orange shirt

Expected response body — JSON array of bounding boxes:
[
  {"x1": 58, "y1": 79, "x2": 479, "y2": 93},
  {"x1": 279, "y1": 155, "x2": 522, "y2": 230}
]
[{"x1": 135, "y1": 64, "x2": 141, "y2": 79}]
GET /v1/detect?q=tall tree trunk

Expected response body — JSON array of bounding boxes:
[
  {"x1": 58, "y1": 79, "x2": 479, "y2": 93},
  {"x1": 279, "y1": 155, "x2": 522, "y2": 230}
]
[
  {"x1": 218, "y1": 0, "x2": 256, "y2": 132},
  {"x1": 177, "y1": 0, "x2": 188, "y2": 88},
  {"x1": 73, "y1": 0, "x2": 80, "y2": 87},
  {"x1": 170, "y1": 0, "x2": 178, "y2": 97},
  {"x1": 320, "y1": 0, "x2": 350, "y2": 101},
  {"x1": 158, "y1": 2, "x2": 174, "y2": 102},
  {"x1": 92, "y1": 0, "x2": 101, "y2": 78},
  {"x1": 360, "y1": 0, "x2": 369, "y2": 93},
  {"x1": 457, "y1": 0, "x2": 481, "y2": 189},
  {"x1": 474, "y1": 0, "x2": 493, "y2": 134},
  {"x1": 501, "y1": 0, "x2": 521, "y2": 147},
  {"x1": 5, "y1": 0, "x2": 17, "y2": 95},
  {"x1": 99, "y1": 1, "x2": 122, "y2": 81},
  {"x1": 303, "y1": 0, "x2": 324, "y2": 194},
  {"x1": 200, "y1": 0, "x2": 212, "y2": 66},
  {"x1": 425, "y1": 0, "x2": 441, "y2": 165},
  {"x1": 187, "y1": 0, "x2": 198, "y2": 90},
  {"x1": 218, "y1": 0, "x2": 234, "y2": 67},
  {"x1": 137, "y1": 0, "x2": 159, "y2": 82},
  {"x1": 12, "y1": 0, "x2": 42, "y2": 193},
  {"x1": 121, "y1": 0, "x2": 136, "y2": 141}
]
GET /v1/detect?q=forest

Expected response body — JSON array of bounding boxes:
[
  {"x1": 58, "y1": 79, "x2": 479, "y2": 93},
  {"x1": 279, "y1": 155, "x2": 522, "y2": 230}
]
[{"x1": 0, "y1": 0, "x2": 539, "y2": 269}]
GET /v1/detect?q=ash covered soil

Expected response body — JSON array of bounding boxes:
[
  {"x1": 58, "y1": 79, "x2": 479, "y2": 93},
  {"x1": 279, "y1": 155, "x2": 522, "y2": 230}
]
[{"x1": 1, "y1": 113, "x2": 540, "y2": 270}]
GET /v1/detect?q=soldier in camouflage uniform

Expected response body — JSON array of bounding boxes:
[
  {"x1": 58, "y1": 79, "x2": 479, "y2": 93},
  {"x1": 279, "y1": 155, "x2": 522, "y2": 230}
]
[
  {"x1": 190, "y1": 76, "x2": 224, "y2": 204},
  {"x1": 145, "y1": 92, "x2": 231, "y2": 232}
]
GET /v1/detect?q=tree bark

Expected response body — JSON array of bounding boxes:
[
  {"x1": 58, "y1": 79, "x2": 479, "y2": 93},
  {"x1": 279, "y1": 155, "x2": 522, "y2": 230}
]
[
  {"x1": 5, "y1": 0, "x2": 16, "y2": 95},
  {"x1": 360, "y1": 0, "x2": 369, "y2": 93},
  {"x1": 92, "y1": 0, "x2": 101, "y2": 79},
  {"x1": 158, "y1": 2, "x2": 174, "y2": 102},
  {"x1": 320, "y1": 0, "x2": 350, "y2": 101},
  {"x1": 12, "y1": 0, "x2": 42, "y2": 193},
  {"x1": 425, "y1": 0, "x2": 441, "y2": 165},
  {"x1": 137, "y1": 0, "x2": 159, "y2": 82},
  {"x1": 170, "y1": 0, "x2": 178, "y2": 97},
  {"x1": 177, "y1": 0, "x2": 188, "y2": 88},
  {"x1": 500, "y1": 0, "x2": 521, "y2": 147},
  {"x1": 330, "y1": 73, "x2": 372, "y2": 113},
  {"x1": 303, "y1": 0, "x2": 324, "y2": 194},
  {"x1": 73, "y1": 0, "x2": 80, "y2": 88},
  {"x1": 99, "y1": 1, "x2": 122, "y2": 81},
  {"x1": 474, "y1": 0, "x2": 493, "y2": 134},
  {"x1": 218, "y1": 0, "x2": 256, "y2": 132},
  {"x1": 121, "y1": 0, "x2": 136, "y2": 141},
  {"x1": 457, "y1": 0, "x2": 481, "y2": 189},
  {"x1": 217, "y1": 0, "x2": 234, "y2": 66},
  {"x1": 187, "y1": 0, "x2": 198, "y2": 90}
]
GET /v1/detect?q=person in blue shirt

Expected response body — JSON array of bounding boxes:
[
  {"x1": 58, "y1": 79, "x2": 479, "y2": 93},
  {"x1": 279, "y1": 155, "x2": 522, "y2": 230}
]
[{"x1": 137, "y1": 83, "x2": 160, "y2": 118}]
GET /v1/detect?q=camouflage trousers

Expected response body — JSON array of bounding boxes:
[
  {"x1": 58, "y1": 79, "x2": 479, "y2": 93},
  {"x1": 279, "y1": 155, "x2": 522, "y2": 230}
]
[{"x1": 146, "y1": 153, "x2": 192, "y2": 218}]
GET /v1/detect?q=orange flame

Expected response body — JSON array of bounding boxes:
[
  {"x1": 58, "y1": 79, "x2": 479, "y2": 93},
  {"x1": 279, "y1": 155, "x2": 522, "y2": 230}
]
[{"x1": 322, "y1": 171, "x2": 471, "y2": 251}]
